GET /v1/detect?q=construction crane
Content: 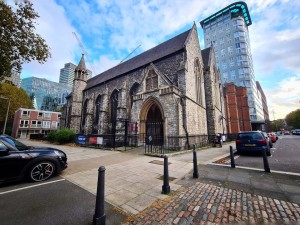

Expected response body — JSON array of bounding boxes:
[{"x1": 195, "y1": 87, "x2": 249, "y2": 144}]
[
  {"x1": 119, "y1": 44, "x2": 141, "y2": 64},
  {"x1": 72, "y1": 31, "x2": 97, "y2": 76}
]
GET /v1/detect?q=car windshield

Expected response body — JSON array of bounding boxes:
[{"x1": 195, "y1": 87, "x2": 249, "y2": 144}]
[
  {"x1": 1, "y1": 136, "x2": 29, "y2": 151},
  {"x1": 238, "y1": 132, "x2": 263, "y2": 140}
]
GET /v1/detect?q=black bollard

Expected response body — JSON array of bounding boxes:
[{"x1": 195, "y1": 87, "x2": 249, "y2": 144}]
[
  {"x1": 262, "y1": 148, "x2": 270, "y2": 173},
  {"x1": 93, "y1": 166, "x2": 106, "y2": 225},
  {"x1": 230, "y1": 146, "x2": 235, "y2": 168},
  {"x1": 193, "y1": 144, "x2": 199, "y2": 178},
  {"x1": 162, "y1": 155, "x2": 170, "y2": 194}
]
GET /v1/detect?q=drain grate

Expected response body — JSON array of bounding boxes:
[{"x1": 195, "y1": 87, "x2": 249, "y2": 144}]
[{"x1": 149, "y1": 160, "x2": 171, "y2": 165}]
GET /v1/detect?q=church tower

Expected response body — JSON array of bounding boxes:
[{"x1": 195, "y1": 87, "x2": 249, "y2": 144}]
[{"x1": 69, "y1": 54, "x2": 88, "y2": 133}]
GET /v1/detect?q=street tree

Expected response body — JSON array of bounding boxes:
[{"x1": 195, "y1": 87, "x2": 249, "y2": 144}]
[
  {"x1": 285, "y1": 109, "x2": 300, "y2": 129},
  {"x1": 0, "y1": 82, "x2": 33, "y2": 130},
  {"x1": 0, "y1": 1, "x2": 51, "y2": 80}
]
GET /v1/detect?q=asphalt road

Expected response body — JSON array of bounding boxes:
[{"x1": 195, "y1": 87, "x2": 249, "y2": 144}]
[
  {"x1": 0, "y1": 177, "x2": 127, "y2": 225},
  {"x1": 231, "y1": 135, "x2": 300, "y2": 173}
]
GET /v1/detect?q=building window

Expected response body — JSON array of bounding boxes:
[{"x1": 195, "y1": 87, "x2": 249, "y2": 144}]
[
  {"x1": 20, "y1": 120, "x2": 29, "y2": 128},
  {"x1": 43, "y1": 121, "x2": 51, "y2": 128},
  {"x1": 110, "y1": 90, "x2": 119, "y2": 124},
  {"x1": 94, "y1": 95, "x2": 101, "y2": 132},
  {"x1": 146, "y1": 70, "x2": 158, "y2": 91},
  {"x1": 52, "y1": 121, "x2": 57, "y2": 129},
  {"x1": 31, "y1": 120, "x2": 37, "y2": 128},
  {"x1": 44, "y1": 112, "x2": 51, "y2": 119},
  {"x1": 38, "y1": 112, "x2": 43, "y2": 118},
  {"x1": 128, "y1": 83, "x2": 139, "y2": 118},
  {"x1": 82, "y1": 99, "x2": 89, "y2": 128},
  {"x1": 22, "y1": 111, "x2": 30, "y2": 117},
  {"x1": 194, "y1": 58, "x2": 203, "y2": 105}
]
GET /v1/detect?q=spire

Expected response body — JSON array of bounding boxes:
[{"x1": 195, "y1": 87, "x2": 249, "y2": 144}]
[{"x1": 76, "y1": 54, "x2": 87, "y2": 71}]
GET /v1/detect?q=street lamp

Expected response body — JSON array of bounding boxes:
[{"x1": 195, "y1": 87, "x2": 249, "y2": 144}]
[{"x1": 0, "y1": 96, "x2": 10, "y2": 135}]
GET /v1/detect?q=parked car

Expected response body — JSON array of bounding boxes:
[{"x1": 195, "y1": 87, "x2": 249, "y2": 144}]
[
  {"x1": 0, "y1": 135, "x2": 67, "y2": 183},
  {"x1": 262, "y1": 132, "x2": 273, "y2": 148},
  {"x1": 236, "y1": 131, "x2": 271, "y2": 156},
  {"x1": 267, "y1": 133, "x2": 276, "y2": 143}
]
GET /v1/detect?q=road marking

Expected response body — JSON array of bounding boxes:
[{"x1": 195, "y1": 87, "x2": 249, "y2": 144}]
[
  {"x1": 208, "y1": 163, "x2": 300, "y2": 177},
  {"x1": 0, "y1": 179, "x2": 65, "y2": 195}
]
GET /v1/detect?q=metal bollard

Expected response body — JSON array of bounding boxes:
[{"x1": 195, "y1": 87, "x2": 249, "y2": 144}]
[
  {"x1": 162, "y1": 155, "x2": 170, "y2": 194},
  {"x1": 262, "y1": 148, "x2": 270, "y2": 173},
  {"x1": 93, "y1": 166, "x2": 106, "y2": 225},
  {"x1": 193, "y1": 144, "x2": 199, "y2": 178},
  {"x1": 230, "y1": 146, "x2": 235, "y2": 168}
]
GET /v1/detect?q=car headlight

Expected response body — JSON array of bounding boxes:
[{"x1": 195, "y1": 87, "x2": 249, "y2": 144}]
[{"x1": 54, "y1": 150, "x2": 64, "y2": 157}]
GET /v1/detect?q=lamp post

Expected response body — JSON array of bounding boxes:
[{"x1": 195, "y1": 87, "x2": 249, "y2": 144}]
[{"x1": 0, "y1": 96, "x2": 10, "y2": 135}]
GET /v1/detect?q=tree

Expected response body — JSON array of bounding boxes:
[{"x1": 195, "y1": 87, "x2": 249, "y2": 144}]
[
  {"x1": 270, "y1": 119, "x2": 286, "y2": 131},
  {"x1": 0, "y1": 1, "x2": 51, "y2": 80},
  {"x1": 0, "y1": 83, "x2": 33, "y2": 130},
  {"x1": 285, "y1": 109, "x2": 300, "y2": 129}
]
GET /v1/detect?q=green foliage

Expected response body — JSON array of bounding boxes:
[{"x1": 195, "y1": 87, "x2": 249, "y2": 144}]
[
  {"x1": 0, "y1": 1, "x2": 51, "y2": 80},
  {"x1": 47, "y1": 130, "x2": 57, "y2": 143},
  {"x1": 285, "y1": 109, "x2": 300, "y2": 129},
  {"x1": 47, "y1": 129, "x2": 76, "y2": 144},
  {"x1": 0, "y1": 83, "x2": 33, "y2": 124},
  {"x1": 270, "y1": 119, "x2": 286, "y2": 131}
]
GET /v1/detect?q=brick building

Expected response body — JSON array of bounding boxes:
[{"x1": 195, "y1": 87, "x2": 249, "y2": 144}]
[
  {"x1": 225, "y1": 83, "x2": 251, "y2": 133},
  {"x1": 256, "y1": 81, "x2": 270, "y2": 131},
  {"x1": 61, "y1": 24, "x2": 227, "y2": 148},
  {"x1": 12, "y1": 108, "x2": 61, "y2": 138}
]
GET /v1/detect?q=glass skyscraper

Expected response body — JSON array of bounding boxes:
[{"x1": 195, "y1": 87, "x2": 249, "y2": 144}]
[
  {"x1": 200, "y1": 1, "x2": 264, "y2": 130},
  {"x1": 59, "y1": 62, "x2": 92, "y2": 88},
  {"x1": 21, "y1": 77, "x2": 71, "y2": 111}
]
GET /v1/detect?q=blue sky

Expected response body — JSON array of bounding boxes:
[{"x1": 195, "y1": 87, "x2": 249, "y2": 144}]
[{"x1": 11, "y1": 0, "x2": 300, "y2": 119}]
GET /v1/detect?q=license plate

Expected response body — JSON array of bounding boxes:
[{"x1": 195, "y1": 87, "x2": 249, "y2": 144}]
[{"x1": 244, "y1": 144, "x2": 256, "y2": 146}]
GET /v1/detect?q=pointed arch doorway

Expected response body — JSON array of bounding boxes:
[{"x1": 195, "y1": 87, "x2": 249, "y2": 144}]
[{"x1": 140, "y1": 98, "x2": 164, "y2": 146}]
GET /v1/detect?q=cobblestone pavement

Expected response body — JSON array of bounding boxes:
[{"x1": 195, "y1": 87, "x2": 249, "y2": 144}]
[{"x1": 123, "y1": 182, "x2": 300, "y2": 225}]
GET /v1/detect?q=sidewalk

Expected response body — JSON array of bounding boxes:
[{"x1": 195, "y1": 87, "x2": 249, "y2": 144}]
[
  {"x1": 20, "y1": 139, "x2": 300, "y2": 224},
  {"x1": 123, "y1": 165, "x2": 300, "y2": 224}
]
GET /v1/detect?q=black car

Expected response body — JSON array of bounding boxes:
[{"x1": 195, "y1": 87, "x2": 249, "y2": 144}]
[
  {"x1": 236, "y1": 131, "x2": 271, "y2": 156},
  {"x1": 0, "y1": 135, "x2": 67, "y2": 183}
]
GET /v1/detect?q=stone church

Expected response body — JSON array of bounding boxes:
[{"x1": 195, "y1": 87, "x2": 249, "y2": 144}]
[{"x1": 61, "y1": 24, "x2": 227, "y2": 148}]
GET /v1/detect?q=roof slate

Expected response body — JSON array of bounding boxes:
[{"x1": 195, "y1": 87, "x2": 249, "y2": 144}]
[{"x1": 85, "y1": 28, "x2": 191, "y2": 90}]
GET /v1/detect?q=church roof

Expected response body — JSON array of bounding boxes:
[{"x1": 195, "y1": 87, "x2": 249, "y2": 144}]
[
  {"x1": 85, "y1": 28, "x2": 192, "y2": 90},
  {"x1": 76, "y1": 54, "x2": 87, "y2": 71},
  {"x1": 201, "y1": 47, "x2": 212, "y2": 68}
]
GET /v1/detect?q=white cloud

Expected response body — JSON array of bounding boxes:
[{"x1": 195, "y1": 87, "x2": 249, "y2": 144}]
[
  {"x1": 264, "y1": 74, "x2": 300, "y2": 119},
  {"x1": 21, "y1": 0, "x2": 79, "y2": 81}
]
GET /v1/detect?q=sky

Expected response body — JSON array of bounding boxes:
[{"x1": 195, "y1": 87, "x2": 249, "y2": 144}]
[{"x1": 7, "y1": 0, "x2": 300, "y2": 119}]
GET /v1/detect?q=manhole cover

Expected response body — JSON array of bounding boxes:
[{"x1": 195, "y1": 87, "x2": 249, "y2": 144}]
[{"x1": 149, "y1": 160, "x2": 171, "y2": 165}]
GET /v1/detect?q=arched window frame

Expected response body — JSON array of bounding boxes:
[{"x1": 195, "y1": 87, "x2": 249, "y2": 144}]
[
  {"x1": 128, "y1": 83, "x2": 139, "y2": 118},
  {"x1": 110, "y1": 90, "x2": 119, "y2": 124},
  {"x1": 82, "y1": 99, "x2": 89, "y2": 127},
  {"x1": 145, "y1": 70, "x2": 158, "y2": 91},
  {"x1": 194, "y1": 58, "x2": 203, "y2": 105}
]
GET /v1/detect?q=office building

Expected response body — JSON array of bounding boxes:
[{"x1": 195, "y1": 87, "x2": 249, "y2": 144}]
[
  {"x1": 21, "y1": 77, "x2": 71, "y2": 111},
  {"x1": 200, "y1": 1, "x2": 265, "y2": 130},
  {"x1": 59, "y1": 62, "x2": 92, "y2": 88}
]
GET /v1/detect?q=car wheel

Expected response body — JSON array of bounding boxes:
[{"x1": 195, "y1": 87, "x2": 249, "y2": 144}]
[{"x1": 28, "y1": 161, "x2": 56, "y2": 182}]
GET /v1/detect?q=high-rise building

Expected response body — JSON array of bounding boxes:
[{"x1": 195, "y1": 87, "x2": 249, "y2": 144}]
[
  {"x1": 59, "y1": 62, "x2": 92, "y2": 88},
  {"x1": 200, "y1": 1, "x2": 265, "y2": 130},
  {"x1": 21, "y1": 77, "x2": 71, "y2": 111}
]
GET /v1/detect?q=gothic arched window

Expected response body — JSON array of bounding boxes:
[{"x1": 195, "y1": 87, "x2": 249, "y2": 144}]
[
  {"x1": 128, "y1": 83, "x2": 139, "y2": 118},
  {"x1": 93, "y1": 95, "x2": 101, "y2": 133},
  {"x1": 146, "y1": 70, "x2": 158, "y2": 91},
  {"x1": 82, "y1": 99, "x2": 88, "y2": 127},
  {"x1": 110, "y1": 90, "x2": 119, "y2": 124},
  {"x1": 194, "y1": 58, "x2": 203, "y2": 105}
]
